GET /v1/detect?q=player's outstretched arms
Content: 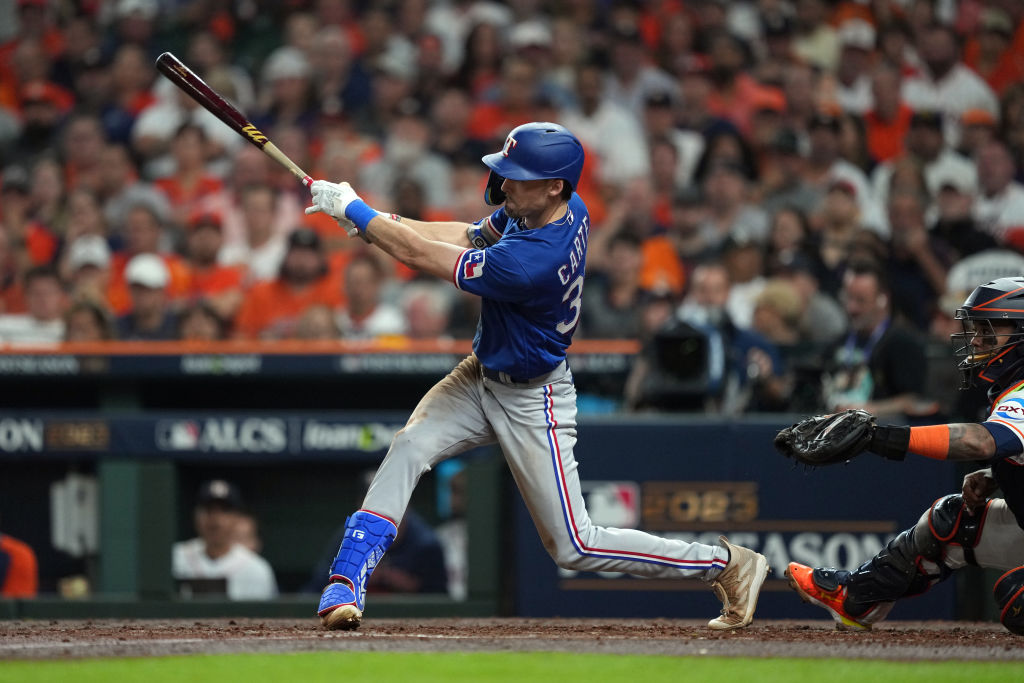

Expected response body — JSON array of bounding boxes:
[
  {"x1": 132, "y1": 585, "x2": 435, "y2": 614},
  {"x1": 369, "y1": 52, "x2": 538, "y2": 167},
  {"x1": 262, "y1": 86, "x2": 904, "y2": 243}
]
[
  {"x1": 774, "y1": 413, "x2": 999, "y2": 466},
  {"x1": 304, "y1": 179, "x2": 473, "y2": 247},
  {"x1": 304, "y1": 179, "x2": 463, "y2": 280},
  {"x1": 869, "y1": 421, "x2": 996, "y2": 462}
]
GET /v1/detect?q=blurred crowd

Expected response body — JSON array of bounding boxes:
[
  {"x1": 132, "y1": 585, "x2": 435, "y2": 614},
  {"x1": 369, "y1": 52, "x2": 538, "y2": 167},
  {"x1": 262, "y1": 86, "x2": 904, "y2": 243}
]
[{"x1": 1, "y1": 0, "x2": 1024, "y2": 414}]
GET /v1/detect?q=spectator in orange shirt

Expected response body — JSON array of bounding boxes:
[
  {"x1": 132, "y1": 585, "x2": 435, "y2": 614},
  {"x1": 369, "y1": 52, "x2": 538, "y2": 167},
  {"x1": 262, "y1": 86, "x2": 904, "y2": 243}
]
[
  {"x1": 0, "y1": 0, "x2": 64, "y2": 109},
  {"x1": 0, "y1": 165, "x2": 58, "y2": 268},
  {"x1": 182, "y1": 212, "x2": 244, "y2": 321},
  {"x1": 963, "y1": 8, "x2": 1024, "y2": 96},
  {"x1": 704, "y1": 30, "x2": 784, "y2": 139},
  {"x1": 107, "y1": 202, "x2": 188, "y2": 314},
  {"x1": 0, "y1": 525, "x2": 38, "y2": 598},
  {"x1": 153, "y1": 123, "x2": 225, "y2": 230},
  {"x1": 234, "y1": 228, "x2": 342, "y2": 340},
  {"x1": 466, "y1": 56, "x2": 541, "y2": 146},
  {"x1": 639, "y1": 186, "x2": 710, "y2": 298},
  {"x1": 0, "y1": 228, "x2": 24, "y2": 314},
  {"x1": 864, "y1": 62, "x2": 913, "y2": 164},
  {"x1": 9, "y1": 80, "x2": 73, "y2": 168}
]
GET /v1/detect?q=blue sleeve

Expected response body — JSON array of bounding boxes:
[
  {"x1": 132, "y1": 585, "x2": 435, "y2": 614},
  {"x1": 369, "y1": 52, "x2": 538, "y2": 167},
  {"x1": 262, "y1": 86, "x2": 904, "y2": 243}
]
[
  {"x1": 482, "y1": 208, "x2": 511, "y2": 238},
  {"x1": 454, "y1": 240, "x2": 534, "y2": 302},
  {"x1": 981, "y1": 421, "x2": 1024, "y2": 460}
]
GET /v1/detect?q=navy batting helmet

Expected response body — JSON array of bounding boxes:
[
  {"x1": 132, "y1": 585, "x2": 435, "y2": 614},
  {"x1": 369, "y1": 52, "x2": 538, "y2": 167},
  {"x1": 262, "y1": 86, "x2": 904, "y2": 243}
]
[
  {"x1": 993, "y1": 566, "x2": 1024, "y2": 636},
  {"x1": 951, "y1": 276, "x2": 1024, "y2": 390},
  {"x1": 481, "y1": 122, "x2": 585, "y2": 205}
]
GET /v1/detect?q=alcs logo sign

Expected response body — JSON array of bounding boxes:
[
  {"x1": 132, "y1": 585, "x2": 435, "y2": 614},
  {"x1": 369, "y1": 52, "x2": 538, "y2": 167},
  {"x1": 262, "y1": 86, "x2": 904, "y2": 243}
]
[{"x1": 156, "y1": 418, "x2": 287, "y2": 453}]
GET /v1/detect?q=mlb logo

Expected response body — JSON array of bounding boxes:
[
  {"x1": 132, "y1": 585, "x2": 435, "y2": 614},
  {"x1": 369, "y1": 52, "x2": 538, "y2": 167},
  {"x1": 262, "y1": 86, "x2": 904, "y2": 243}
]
[
  {"x1": 156, "y1": 420, "x2": 200, "y2": 450},
  {"x1": 580, "y1": 481, "x2": 640, "y2": 528},
  {"x1": 464, "y1": 251, "x2": 485, "y2": 279}
]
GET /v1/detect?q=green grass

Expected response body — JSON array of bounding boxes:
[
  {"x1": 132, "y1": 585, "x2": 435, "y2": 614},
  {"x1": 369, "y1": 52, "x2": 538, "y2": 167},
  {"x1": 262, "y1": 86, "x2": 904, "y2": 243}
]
[{"x1": 2, "y1": 652, "x2": 1023, "y2": 683}]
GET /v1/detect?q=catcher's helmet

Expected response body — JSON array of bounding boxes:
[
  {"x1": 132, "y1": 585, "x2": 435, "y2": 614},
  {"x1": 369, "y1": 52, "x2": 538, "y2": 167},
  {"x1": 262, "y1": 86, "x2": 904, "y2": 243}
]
[
  {"x1": 481, "y1": 122, "x2": 585, "y2": 205},
  {"x1": 993, "y1": 566, "x2": 1024, "y2": 636},
  {"x1": 951, "y1": 276, "x2": 1024, "y2": 390}
]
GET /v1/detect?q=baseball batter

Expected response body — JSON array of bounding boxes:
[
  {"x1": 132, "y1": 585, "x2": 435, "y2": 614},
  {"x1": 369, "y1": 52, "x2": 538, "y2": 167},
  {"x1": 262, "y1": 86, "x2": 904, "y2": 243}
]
[
  {"x1": 303, "y1": 122, "x2": 769, "y2": 631},
  {"x1": 785, "y1": 277, "x2": 1024, "y2": 635}
]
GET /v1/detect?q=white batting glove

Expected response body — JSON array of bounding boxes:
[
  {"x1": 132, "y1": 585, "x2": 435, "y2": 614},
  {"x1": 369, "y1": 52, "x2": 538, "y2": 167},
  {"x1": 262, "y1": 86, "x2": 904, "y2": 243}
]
[
  {"x1": 335, "y1": 215, "x2": 362, "y2": 240},
  {"x1": 304, "y1": 179, "x2": 359, "y2": 222}
]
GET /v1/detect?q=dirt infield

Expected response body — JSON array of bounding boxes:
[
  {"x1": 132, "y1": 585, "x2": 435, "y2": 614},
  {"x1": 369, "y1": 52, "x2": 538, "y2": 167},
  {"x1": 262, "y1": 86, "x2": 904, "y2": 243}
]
[{"x1": 1, "y1": 618, "x2": 1021, "y2": 661}]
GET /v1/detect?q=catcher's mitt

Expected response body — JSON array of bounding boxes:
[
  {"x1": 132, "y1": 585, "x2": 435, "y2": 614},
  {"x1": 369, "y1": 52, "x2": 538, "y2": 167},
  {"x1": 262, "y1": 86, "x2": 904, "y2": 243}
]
[{"x1": 773, "y1": 409, "x2": 877, "y2": 466}]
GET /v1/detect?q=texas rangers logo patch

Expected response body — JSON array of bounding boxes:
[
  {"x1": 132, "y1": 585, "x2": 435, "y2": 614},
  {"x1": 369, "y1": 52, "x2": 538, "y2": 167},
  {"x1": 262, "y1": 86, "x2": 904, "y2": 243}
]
[{"x1": 463, "y1": 251, "x2": 485, "y2": 279}]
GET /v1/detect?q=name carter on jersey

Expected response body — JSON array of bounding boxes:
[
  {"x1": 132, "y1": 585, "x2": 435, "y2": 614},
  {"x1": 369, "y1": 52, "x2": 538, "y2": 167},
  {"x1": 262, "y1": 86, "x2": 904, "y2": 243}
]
[{"x1": 557, "y1": 213, "x2": 589, "y2": 285}]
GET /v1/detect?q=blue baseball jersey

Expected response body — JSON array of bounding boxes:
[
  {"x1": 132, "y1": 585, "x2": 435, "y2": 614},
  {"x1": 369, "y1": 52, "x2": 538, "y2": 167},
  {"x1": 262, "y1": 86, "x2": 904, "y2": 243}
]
[{"x1": 453, "y1": 193, "x2": 590, "y2": 378}]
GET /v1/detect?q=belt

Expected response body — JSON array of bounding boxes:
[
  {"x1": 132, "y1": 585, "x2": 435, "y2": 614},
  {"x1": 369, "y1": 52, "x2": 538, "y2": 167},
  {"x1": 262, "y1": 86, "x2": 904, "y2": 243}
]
[{"x1": 482, "y1": 361, "x2": 565, "y2": 385}]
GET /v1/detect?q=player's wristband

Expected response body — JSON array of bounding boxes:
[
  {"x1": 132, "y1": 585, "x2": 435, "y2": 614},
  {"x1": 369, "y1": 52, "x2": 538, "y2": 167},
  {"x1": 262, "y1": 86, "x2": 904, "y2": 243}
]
[
  {"x1": 467, "y1": 224, "x2": 492, "y2": 249},
  {"x1": 869, "y1": 425, "x2": 910, "y2": 461},
  {"x1": 345, "y1": 199, "x2": 379, "y2": 233},
  {"x1": 907, "y1": 424, "x2": 950, "y2": 460}
]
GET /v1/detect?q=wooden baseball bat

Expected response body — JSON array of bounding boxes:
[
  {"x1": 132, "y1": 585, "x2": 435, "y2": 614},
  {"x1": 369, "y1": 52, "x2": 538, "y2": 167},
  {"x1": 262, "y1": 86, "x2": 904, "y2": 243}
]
[{"x1": 155, "y1": 51, "x2": 312, "y2": 187}]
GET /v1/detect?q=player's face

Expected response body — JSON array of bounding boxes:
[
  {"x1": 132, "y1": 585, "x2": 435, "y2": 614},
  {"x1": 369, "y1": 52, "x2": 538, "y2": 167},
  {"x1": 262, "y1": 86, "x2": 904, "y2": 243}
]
[
  {"x1": 501, "y1": 178, "x2": 562, "y2": 225},
  {"x1": 970, "y1": 319, "x2": 1016, "y2": 358},
  {"x1": 196, "y1": 503, "x2": 240, "y2": 551}
]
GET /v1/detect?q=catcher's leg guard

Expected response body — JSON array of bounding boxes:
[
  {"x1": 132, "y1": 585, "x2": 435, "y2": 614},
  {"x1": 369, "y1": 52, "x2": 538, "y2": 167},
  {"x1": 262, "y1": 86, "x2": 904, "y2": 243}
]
[
  {"x1": 993, "y1": 566, "x2": 1024, "y2": 636},
  {"x1": 844, "y1": 494, "x2": 975, "y2": 615},
  {"x1": 317, "y1": 510, "x2": 397, "y2": 630}
]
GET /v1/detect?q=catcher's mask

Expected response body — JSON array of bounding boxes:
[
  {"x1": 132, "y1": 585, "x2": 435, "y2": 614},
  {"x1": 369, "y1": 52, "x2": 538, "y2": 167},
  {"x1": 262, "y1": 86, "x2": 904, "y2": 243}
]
[
  {"x1": 481, "y1": 122, "x2": 585, "y2": 206},
  {"x1": 951, "y1": 276, "x2": 1024, "y2": 389}
]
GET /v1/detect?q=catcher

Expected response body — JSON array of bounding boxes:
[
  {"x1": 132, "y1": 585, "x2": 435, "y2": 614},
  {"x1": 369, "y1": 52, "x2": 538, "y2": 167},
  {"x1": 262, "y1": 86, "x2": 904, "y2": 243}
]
[{"x1": 775, "y1": 277, "x2": 1024, "y2": 635}]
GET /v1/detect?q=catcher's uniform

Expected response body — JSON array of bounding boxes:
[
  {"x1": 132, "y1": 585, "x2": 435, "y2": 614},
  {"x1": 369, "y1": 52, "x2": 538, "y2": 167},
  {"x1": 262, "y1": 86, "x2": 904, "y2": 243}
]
[
  {"x1": 783, "y1": 276, "x2": 1024, "y2": 633},
  {"x1": 945, "y1": 380, "x2": 1024, "y2": 570}
]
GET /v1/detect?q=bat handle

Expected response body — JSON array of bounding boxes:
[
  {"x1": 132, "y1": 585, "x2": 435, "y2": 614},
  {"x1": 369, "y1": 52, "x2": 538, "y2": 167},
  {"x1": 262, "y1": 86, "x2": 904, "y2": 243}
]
[{"x1": 302, "y1": 175, "x2": 313, "y2": 188}]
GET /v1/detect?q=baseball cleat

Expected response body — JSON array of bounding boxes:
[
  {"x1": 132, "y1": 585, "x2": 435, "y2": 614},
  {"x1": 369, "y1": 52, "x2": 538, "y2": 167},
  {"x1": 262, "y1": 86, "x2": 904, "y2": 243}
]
[
  {"x1": 708, "y1": 536, "x2": 770, "y2": 630},
  {"x1": 785, "y1": 562, "x2": 870, "y2": 631},
  {"x1": 318, "y1": 580, "x2": 362, "y2": 630}
]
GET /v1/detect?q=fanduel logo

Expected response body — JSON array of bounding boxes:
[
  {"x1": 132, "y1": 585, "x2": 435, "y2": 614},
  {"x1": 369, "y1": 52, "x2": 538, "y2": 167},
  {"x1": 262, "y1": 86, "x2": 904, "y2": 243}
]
[
  {"x1": 156, "y1": 418, "x2": 287, "y2": 453},
  {"x1": 302, "y1": 421, "x2": 399, "y2": 452}
]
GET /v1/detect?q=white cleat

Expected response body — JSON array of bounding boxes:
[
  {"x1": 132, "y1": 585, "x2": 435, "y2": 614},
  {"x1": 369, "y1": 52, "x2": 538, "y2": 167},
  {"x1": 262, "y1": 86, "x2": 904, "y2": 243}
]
[
  {"x1": 320, "y1": 604, "x2": 362, "y2": 631},
  {"x1": 708, "y1": 535, "x2": 770, "y2": 631}
]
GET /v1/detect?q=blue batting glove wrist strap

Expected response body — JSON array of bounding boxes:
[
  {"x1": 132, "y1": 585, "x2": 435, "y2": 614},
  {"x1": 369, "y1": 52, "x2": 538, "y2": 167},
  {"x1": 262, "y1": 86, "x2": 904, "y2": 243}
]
[{"x1": 345, "y1": 199, "x2": 378, "y2": 233}]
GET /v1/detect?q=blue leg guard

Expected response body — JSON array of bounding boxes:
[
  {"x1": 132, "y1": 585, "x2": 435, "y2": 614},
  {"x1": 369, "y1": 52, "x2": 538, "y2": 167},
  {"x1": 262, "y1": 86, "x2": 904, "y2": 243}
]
[{"x1": 317, "y1": 510, "x2": 397, "y2": 629}]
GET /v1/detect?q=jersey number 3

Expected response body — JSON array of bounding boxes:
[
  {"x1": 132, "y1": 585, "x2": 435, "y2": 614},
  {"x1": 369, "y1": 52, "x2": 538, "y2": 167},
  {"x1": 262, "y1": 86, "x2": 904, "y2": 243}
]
[{"x1": 556, "y1": 275, "x2": 583, "y2": 335}]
